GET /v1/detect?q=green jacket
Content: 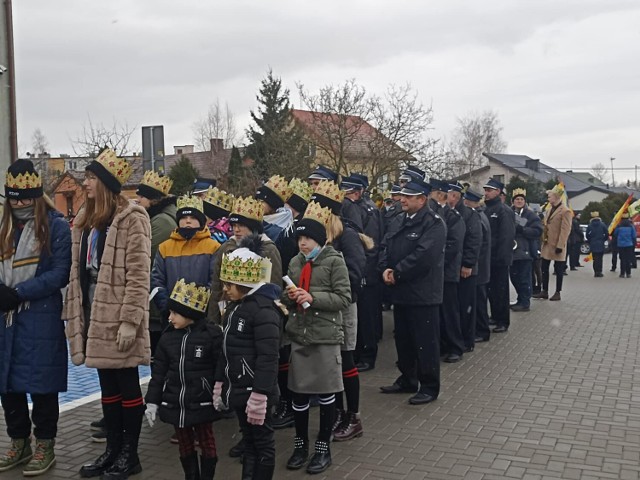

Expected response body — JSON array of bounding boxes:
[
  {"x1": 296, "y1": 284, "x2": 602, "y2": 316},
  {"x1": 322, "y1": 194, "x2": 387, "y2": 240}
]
[{"x1": 284, "y1": 246, "x2": 351, "y2": 346}]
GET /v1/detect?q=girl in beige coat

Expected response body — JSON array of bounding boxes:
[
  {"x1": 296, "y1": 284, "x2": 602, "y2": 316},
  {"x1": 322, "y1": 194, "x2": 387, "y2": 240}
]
[{"x1": 64, "y1": 148, "x2": 151, "y2": 480}]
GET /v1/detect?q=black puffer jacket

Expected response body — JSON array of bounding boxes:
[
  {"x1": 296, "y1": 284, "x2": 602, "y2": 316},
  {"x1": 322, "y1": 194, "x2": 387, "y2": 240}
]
[
  {"x1": 145, "y1": 320, "x2": 223, "y2": 428},
  {"x1": 331, "y1": 219, "x2": 366, "y2": 303},
  {"x1": 215, "y1": 284, "x2": 282, "y2": 409}
]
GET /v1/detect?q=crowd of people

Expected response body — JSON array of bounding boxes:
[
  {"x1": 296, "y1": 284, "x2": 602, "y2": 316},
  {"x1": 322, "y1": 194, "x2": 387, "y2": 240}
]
[{"x1": 0, "y1": 151, "x2": 635, "y2": 479}]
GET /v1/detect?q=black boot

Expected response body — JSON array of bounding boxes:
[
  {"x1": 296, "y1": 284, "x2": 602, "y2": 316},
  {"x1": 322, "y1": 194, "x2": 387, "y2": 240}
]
[
  {"x1": 101, "y1": 432, "x2": 142, "y2": 479},
  {"x1": 180, "y1": 453, "x2": 200, "y2": 480},
  {"x1": 79, "y1": 430, "x2": 121, "y2": 478},
  {"x1": 241, "y1": 452, "x2": 255, "y2": 480},
  {"x1": 285, "y1": 437, "x2": 308, "y2": 470},
  {"x1": 199, "y1": 456, "x2": 217, "y2": 480},
  {"x1": 253, "y1": 462, "x2": 275, "y2": 480},
  {"x1": 271, "y1": 398, "x2": 294, "y2": 429},
  {"x1": 306, "y1": 440, "x2": 331, "y2": 474}
]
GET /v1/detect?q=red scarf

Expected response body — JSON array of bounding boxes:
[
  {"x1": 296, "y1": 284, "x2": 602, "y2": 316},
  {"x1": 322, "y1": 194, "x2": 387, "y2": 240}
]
[{"x1": 298, "y1": 261, "x2": 313, "y2": 311}]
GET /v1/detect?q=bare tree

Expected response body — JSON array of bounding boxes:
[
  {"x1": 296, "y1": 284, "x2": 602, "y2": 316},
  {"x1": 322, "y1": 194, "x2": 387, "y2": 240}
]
[
  {"x1": 71, "y1": 116, "x2": 138, "y2": 158},
  {"x1": 447, "y1": 110, "x2": 507, "y2": 176},
  {"x1": 590, "y1": 162, "x2": 609, "y2": 184},
  {"x1": 297, "y1": 79, "x2": 374, "y2": 176},
  {"x1": 31, "y1": 128, "x2": 49, "y2": 155},
  {"x1": 192, "y1": 99, "x2": 238, "y2": 151}
]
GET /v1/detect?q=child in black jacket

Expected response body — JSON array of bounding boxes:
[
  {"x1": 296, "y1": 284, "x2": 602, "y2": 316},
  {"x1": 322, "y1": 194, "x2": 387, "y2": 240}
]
[
  {"x1": 145, "y1": 279, "x2": 223, "y2": 480},
  {"x1": 213, "y1": 235, "x2": 282, "y2": 480}
]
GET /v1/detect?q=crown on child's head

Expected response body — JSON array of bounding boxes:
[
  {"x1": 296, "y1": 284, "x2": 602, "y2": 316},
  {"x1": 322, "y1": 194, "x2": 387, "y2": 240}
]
[
  {"x1": 263, "y1": 175, "x2": 293, "y2": 203},
  {"x1": 170, "y1": 279, "x2": 211, "y2": 314},
  {"x1": 177, "y1": 194, "x2": 204, "y2": 213},
  {"x1": 95, "y1": 148, "x2": 133, "y2": 186},
  {"x1": 231, "y1": 196, "x2": 263, "y2": 222},
  {"x1": 220, "y1": 248, "x2": 272, "y2": 287},
  {"x1": 288, "y1": 178, "x2": 313, "y2": 203},
  {"x1": 303, "y1": 201, "x2": 332, "y2": 227},
  {"x1": 202, "y1": 186, "x2": 234, "y2": 212},
  {"x1": 141, "y1": 170, "x2": 173, "y2": 195},
  {"x1": 313, "y1": 180, "x2": 344, "y2": 203}
]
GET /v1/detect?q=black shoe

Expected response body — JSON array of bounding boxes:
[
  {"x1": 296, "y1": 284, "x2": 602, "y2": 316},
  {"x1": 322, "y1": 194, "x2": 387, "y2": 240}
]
[
  {"x1": 271, "y1": 398, "x2": 295, "y2": 430},
  {"x1": 356, "y1": 361, "x2": 374, "y2": 372},
  {"x1": 228, "y1": 437, "x2": 245, "y2": 458},
  {"x1": 79, "y1": 431, "x2": 121, "y2": 478},
  {"x1": 570, "y1": 268, "x2": 578, "y2": 271},
  {"x1": 253, "y1": 462, "x2": 275, "y2": 480},
  {"x1": 611, "y1": 267, "x2": 616, "y2": 272},
  {"x1": 511, "y1": 304, "x2": 530, "y2": 312},
  {"x1": 488, "y1": 318, "x2": 497, "y2": 326},
  {"x1": 380, "y1": 377, "x2": 418, "y2": 394},
  {"x1": 443, "y1": 353, "x2": 462, "y2": 363},
  {"x1": 286, "y1": 437, "x2": 308, "y2": 470},
  {"x1": 306, "y1": 441, "x2": 331, "y2": 475},
  {"x1": 474, "y1": 336, "x2": 489, "y2": 343},
  {"x1": 90, "y1": 429, "x2": 107, "y2": 443},
  {"x1": 492, "y1": 326, "x2": 508, "y2": 333},
  {"x1": 408, "y1": 392, "x2": 436, "y2": 405},
  {"x1": 464, "y1": 346, "x2": 474, "y2": 353},
  {"x1": 595, "y1": 273, "x2": 604, "y2": 277},
  {"x1": 627, "y1": 273, "x2": 632, "y2": 278},
  {"x1": 101, "y1": 433, "x2": 142, "y2": 479},
  {"x1": 577, "y1": 264, "x2": 583, "y2": 267},
  {"x1": 90, "y1": 417, "x2": 105, "y2": 432}
]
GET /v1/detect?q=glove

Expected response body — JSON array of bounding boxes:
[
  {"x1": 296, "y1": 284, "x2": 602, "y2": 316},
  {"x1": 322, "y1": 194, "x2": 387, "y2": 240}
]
[
  {"x1": 245, "y1": 392, "x2": 268, "y2": 426},
  {"x1": 0, "y1": 285, "x2": 20, "y2": 312},
  {"x1": 555, "y1": 247, "x2": 563, "y2": 254},
  {"x1": 116, "y1": 322, "x2": 137, "y2": 352},
  {"x1": 213, "y1": 381, "x2": 225, "y2": 411},
  {"x1": 145, "y1": 403, "x2": 158, "y2": 428},
  {"x1": 516, "y1": 224, "x2": 524, "y2": 234}
]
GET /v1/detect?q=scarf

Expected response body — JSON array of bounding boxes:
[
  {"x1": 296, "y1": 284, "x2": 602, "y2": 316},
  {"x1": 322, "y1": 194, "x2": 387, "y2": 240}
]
[
  {"x1": 0, "y1": 219, "x2": 40, "y2": 326},
  {"x1": 298, "y1": 247, "x2": 322, "y2": 312}
]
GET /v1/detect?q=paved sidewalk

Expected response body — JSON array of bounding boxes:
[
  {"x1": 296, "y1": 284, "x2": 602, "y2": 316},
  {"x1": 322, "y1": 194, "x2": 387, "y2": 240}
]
[{"x1": 1, "y1": 258, "x2": 639, "y2": 479}]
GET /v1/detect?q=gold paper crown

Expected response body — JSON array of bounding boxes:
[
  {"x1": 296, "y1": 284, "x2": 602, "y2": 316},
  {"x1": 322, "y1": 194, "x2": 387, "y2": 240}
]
[
  {"x1": 95, "y1": 148, "x2": 133, "y2": 185},
  {"x1": 202, "y1": 186, "x2": 234, "y2": 212},
  {"x1": 288, "y1": 178, "x2": 313, "y2": 203},
  {"x1": 548, "y1": 183, "x2": 564, "y2": 196},
  {"x1": 170, "y1": 279, "x2": 211, "y2": 314},
  {"x1": 512, "y1": 188, "x2": 526, "y2": 198},
  {"x1": 383, "y1": 190, "x2": 392, "y2": 200},
  {"x1": 220, "y1": 250, "x2": 272, "y2": 286},
  {"x1": 231, "y1": 196, "x2": 263, "y2": 222},
  {"x1": 263, "y1": 175, "x2": 293, "y2": 202},
  {"x1": 303, "y1": 201, "x2": 332, "y2": 227},
  {"x1": 177, "y1": 194, "x2": 204, "y2": 213},
  {"x1": 314, "y1": 180, "x2": 345, "y2": 204},
  {"x1": 6, "y1": 171, "x2": 42, "y2": 190},
  {"x1": 141, "y1": 170, "x2": 173, "y2": 195}
]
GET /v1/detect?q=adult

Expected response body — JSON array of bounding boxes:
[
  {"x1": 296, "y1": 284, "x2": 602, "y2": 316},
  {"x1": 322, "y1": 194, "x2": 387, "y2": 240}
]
[
  {"x1": 0, "y1": 160, "x2": 71, "y2": 477},
  {"x1": 379, "y1": 178, "x2": 446, "y2": 405},
  {"x1": 568, "y1": 212, "x2": 583, "y2": 270},
  {"x1": 381, "y1": 185, "x2": 403, "y2": 235},
  {"x1": 509, "y1": 189, "x2": 543, "y2": 312},
  {"x1": 613, "y1": 212, "x2": 636, "y2": 278},
  {"x1": 307, "y1": 165, "x2": 339, "y2": 191},
  {"x1": 535, "y1": 186, "x2": 572, "y2": 300},
  {"x1": 64, "y1": 148, "x2": 151, "y2": 479},
  {"x1": 191, "y1": 177, "x2": 216, "y2": 197},
  {"x1": 448, "y1": 182, "x2": 482, "y2": 353},
  {"x1": 482, "y1": 178, "x2": 515, "y2": 333}
]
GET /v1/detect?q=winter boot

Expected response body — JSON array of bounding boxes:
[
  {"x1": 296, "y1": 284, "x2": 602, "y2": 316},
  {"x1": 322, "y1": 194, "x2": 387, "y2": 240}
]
[
  {"x1": 101, "y1": 432, "x2": 142, "y2": 479},
  {"x1": 532, "y1": 290, "x2": 548, "y2": 299},
  {"x1": 179, "y1": 452, "x2": 200, "y2": 480},
  {"x1": 79, "y1": 429, "x2": 122, "y2": 478},
  {"x1": 22, "y1": 439, "x2": 56, "y2": 477},
  {"x1": 253, "y1": 462, "x2": 275, "y2": 480},
  {"x1": 306, "y1": 440, "x2": 331, "y2": 474},
  {"x1": 271, "y1": 398, "x2": 294, "y2": 429},
  {"x1": 285, "y1": 437, "x2": 308, "y2": 470},
  {"x1": 332, "y1": 412, "x2": 363, "y2": 442},
  {"x1": 330, "y1": 408, "x2": 346, "y2": 440},
  {"x1": 0, "y1": 438, "x2": 32, "y2": 472},
  {"x1": 241, "y1": 452, "x2": 255, "y2": 480},
  {"x1": 199, "y1": 456, "x2": 217, "y2": 480}
]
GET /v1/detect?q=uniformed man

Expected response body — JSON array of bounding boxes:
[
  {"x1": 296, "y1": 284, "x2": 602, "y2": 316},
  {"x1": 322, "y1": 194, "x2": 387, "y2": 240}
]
[
  {"x1": 381, "y1": 184, "x2": 403, "y2": 235},
  {"x1": 307, "y1": 164, "x2": 339, "y2": 190},
  {"x1": 429, "y1": 178, "x2": 465, "y2": 363},
  {"x1": 483, "y1": 178, "x2": 516, "y2": 333},
  {"x1": 379, "y1": 177, "x2": 446, "y2": 405},
  {"x1": 447, "y1": 182, "x2": 482, "y2": 352}
]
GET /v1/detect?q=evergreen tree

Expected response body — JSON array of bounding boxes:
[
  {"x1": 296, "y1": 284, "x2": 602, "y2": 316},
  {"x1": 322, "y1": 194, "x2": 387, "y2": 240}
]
[
  {"x1": 245, "y1": 69, "x2": 310, "y2": 180},
  {"x1": 224, "y1": 145, "x2": 260, "y2": 196},
  {"x1": 168, "y1": 156, "x2": 199, "y2": 195}
]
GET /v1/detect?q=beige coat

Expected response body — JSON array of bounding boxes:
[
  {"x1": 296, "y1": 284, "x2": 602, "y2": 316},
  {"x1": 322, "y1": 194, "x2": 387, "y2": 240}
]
[
  {"x1": 64, "y1": 197, "x2": 152, "y2": 368},
  {"x1": 541, "y1": 203, "x2": 572, "y2": 261}
]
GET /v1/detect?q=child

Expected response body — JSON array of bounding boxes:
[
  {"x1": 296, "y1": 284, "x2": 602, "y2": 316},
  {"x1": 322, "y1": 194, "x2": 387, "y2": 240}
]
[
  {"x1": 145, "y1": 279, "x2": 223, "y2": 480},
  {"x1": 283, "y1": 201, "x2": 352, "y2": 474},
  {"x1": 213, "y1": 235, "x2": 282, "y2": 480},
  {"x1": 201, "y1": 186, "x2": 234, "y2": 244}
]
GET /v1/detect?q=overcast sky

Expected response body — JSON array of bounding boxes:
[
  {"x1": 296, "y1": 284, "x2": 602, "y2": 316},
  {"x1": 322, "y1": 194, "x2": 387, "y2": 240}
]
[{"x1": 12, "y1": 0, "x2": 640, "y2": 182}]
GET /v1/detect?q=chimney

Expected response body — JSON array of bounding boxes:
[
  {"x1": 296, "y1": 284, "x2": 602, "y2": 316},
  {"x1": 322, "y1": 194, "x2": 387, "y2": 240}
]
[
  {"x1": 210, "y1": 138, "x2": 224, "y2": 153},
  {"x1": 174, "y1": 145, "x2": 194, "y2": 155}
]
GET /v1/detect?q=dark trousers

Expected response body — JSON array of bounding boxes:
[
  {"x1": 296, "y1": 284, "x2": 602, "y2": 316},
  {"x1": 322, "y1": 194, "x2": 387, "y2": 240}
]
[
  {"x1": 510, "y1": 260, "x2": 533, "y2": 308},
  {"x1": 439, "y1": 282, "x2": 464, "y2": 356},
  {"x1": 619, "y1": 247, "x2": 634, "y2": 276},
  {"x1": 475, "y1": 283, "x2": 490, "y2": 341},
  {"x1": 1, "y1": 393, "x2": 59, "y2": 439},
  {"x1": 488, "y1": 265, "x2": 510, "y2": 329},
  {"x1": 569, "y1": 243, "x2": 581, "y2": 268},
  {"x1": 235, "y1": 406, "x2": 275, "y2": 467},
  {"x1": 393, "y1": 304, "x2": 440, "y2": 398},
  {"x1": 592, "y1": 252, "x2": 604, "y2": 275},
  {"x1": 356, "y1": 283, "x2": 380, "y2": 364},
  {"x1": 458, "y1": 275, "x2": 478, "y2": 350},
  {"x1": 98, "y1": 368, "x2": 144, "y2": 436},
  {"x1": 542, "y1": 258, "x2": 565, "y2": 292},
  {"x1": 532, "y1": 258, "x2": 543, "y2": 293},
  {"x1": 611, "y1": 249, "x2": 618, "y2": 270}
]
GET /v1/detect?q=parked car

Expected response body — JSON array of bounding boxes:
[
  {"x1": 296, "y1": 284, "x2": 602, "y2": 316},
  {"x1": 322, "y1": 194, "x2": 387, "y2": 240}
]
[{"x1": 579, "y1": 224, "x2": 610, "y2": 255}]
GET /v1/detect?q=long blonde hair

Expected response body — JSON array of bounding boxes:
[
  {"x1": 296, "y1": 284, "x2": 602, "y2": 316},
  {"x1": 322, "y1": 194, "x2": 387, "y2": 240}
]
[
  {"x1": 326, "y1": 213, "x2": 375, "y2": 251},
  {"x1": 75, "y1": 179, "x2": 120, "y2": 230},
  {"x1": 0, "y1": 196, "x2": 54, "y2": 257}
]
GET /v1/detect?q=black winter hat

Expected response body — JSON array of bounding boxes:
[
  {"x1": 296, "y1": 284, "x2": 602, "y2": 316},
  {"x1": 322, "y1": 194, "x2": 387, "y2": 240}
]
[
  {"x1": 295, "y1": 218, "x2": 327, "y2": 246},
  {"x1": 5, "y1": 159, "x2": 43, "y2": 200}
]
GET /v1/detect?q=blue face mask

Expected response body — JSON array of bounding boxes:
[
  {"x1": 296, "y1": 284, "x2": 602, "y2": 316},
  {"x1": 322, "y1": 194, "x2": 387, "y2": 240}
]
[
  {"x1": 304, "y1": 245, "x2": 322, "y2": 261},
  {"x1": 178, "y1": 227, "x2": 199, "y2": 240}
]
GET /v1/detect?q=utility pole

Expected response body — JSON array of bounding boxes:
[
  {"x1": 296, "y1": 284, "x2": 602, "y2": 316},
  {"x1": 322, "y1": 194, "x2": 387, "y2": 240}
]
[
  {"x1": 0, "y1": 0, "x2": 18, "y2": 192},
  {"x1": 610, "y1": 157, "x2": 615, "y2": 187}
]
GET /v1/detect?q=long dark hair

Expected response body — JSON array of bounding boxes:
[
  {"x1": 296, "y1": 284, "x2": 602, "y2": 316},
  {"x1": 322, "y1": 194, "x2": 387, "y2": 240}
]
[{"x1": 0, "y1": 197, "x2": 53, "y2": 257}]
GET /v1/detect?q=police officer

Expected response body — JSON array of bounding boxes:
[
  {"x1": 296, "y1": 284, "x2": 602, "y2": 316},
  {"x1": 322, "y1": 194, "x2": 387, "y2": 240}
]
[
  {"x1": 483, "y1": 178, "x2": 516, "y2": 333},
  {"x1": 379, "y1": 177, "x2": 446, "y2": 405},
  {"x1": 308, "y1": 165, "x2": 339, "y2": 190},
  {"x1": 429, "y1": 178, "x2": 465, "y2": 363},
  {"x1": 382, "y1": 185, "x2": 403, "y2": 235},
  {"x1": 447, "y1": 182, "x2": 482, "y2": 353}
]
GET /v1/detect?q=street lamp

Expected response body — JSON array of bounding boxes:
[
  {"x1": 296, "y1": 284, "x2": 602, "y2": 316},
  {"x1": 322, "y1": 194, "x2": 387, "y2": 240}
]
[{"x1": 610, "y1": 157, "x2": 615, "y2": 187}]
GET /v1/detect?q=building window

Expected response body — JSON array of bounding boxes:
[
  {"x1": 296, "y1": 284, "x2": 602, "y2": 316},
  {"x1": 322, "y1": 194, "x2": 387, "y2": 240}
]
[
  {"x1": 493, "y1": 174, "x2": 505, "y2": 184},
  {"x1": 176, "y1": 149, "x2": 183, "y2": 155}
]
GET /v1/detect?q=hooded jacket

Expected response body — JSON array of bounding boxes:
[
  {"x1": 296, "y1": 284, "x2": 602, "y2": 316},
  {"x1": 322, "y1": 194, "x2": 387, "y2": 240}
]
[
  {"x1": 512, "y1": 205, "x2": 543, "y2": 262},
  {"x1": 613, "y1": 218, "x2": 636, "y2": 248}
]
